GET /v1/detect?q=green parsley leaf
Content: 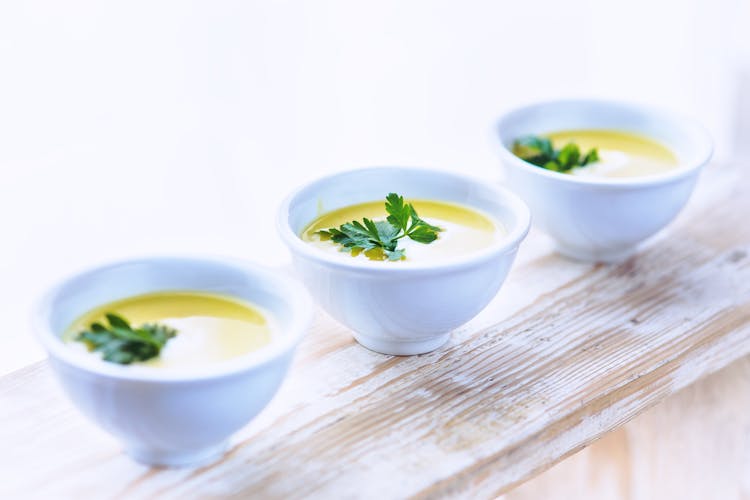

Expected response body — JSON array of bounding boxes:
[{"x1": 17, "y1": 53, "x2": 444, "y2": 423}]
[
  {"x1": 512, "y1": 135, "x2": 599, "y2": 173},
  {"x1": 512, "y1": 136, "x2": 554, "y2": 163},
  {"x1": 385, "y1": 192, "x2": 410, "y2": 233},
  {"x1": 407, "y1": 224, "x2": 440, "y2": 244},
  {"x1": 581, "y1": 148, "x2": 599, "y2": 166},
  {"x1": 318, "y1": 193, "x2": 443, "y2": 261},
  {"x1": 407, "y1": 205, "x2": 441, "y2": 235},
  {"x1": 75, "y1": 313, "x2": 177, "y2": 365},
  {"x1": 557, "y1": 143, "x2": 581, "y2": 170}
]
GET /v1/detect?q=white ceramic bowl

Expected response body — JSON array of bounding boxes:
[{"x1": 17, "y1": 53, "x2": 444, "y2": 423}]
[
  {"x1": 496, "y1": 99, "x2": 713, "y2": 262},
  {"x1": 277, "y1": 167, "x2": 530, "y2": 356},
  {"x1": 34, "y1": 257, "x2": 312, "y2": 467}
]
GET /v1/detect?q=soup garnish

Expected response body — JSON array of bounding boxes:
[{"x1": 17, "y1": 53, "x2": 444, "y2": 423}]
[
  {"x1": 74, "y1": 313, "x2": 177, "y2": 365},
  {"x1": 512, "y1": 130, "x2": 679, "y2": 178},
  {"x1": 512, "y1": 135, "x2": 599, "y2": 173},
  {"x1": 318, "y1": 193, "x2": 443, "y2": 261}
]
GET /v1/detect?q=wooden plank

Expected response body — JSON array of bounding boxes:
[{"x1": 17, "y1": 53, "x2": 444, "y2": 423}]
[
  {"x1": 502, "y1": 356, "x2": 750, "y2": 500},
  {"x1": 1, "y1": 163, "x2": 748, "y2": 499}
]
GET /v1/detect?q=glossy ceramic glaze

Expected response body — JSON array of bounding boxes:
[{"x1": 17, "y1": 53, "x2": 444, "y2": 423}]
[
  {"x1": 34, "y1": 257, "x2": 312, "y2": 467},
  {"x1": 277, "y1": 167, "x2": 531, "y2": 355},
  {"x1": 496, "y1": 99, "x2": 713, "y2": 262}
]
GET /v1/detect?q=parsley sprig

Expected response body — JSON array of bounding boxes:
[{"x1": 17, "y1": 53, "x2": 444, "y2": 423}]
[
  {"x1": 318, "y1": 193, "x2": 443, "y2": 261},
  {"x1": 512, "y1": 135, "x2": 599, "y2": 173},
  {"x1": 75, "y1": 313, "x2": 177, "y2": 365}
]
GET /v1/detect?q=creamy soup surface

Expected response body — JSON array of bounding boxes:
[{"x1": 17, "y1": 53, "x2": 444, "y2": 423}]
[
  {"x1": 301, "y1": 199, "x2": 502, "y2": 263},
  {"x1": 547, "y1": 129, "x2": 679, "y2": 178},
  {"x1": 64, "y1": 291, "x2": 273, "y2": 368}
]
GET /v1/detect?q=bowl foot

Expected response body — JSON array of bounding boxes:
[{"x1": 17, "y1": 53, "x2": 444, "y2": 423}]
[
  {"x1": 353, "y1": 332, "x2": 451, "y2": 356},
  {"x1": 126, "y1": 440, "x2": 230, "y2": 468},
  {"x1": 554, "y1": 243, "x2": 637, "y2": 264}
]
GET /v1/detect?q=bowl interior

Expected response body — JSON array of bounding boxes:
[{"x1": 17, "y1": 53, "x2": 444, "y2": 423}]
[
  {"x1": 496, "y1": 100, "x2": 712, "y2": 167},
  {"x1": 285, "y1": 167, "x2": 528, "y2": 241},
  {"x1": 37, "y1": 257, "x2": 310, "y2": 377}
]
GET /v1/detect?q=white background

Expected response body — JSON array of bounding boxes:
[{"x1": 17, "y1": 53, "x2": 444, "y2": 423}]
[{"x1": 1, "y1": 0, "x2": 748, "y2": 374}]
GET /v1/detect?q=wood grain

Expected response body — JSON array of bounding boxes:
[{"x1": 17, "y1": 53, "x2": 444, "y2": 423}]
[
  {"x1": 502, "y1": 356, "x2": 750, "y2": 500},
  {"x1": 0, "y1": 163, "x2": 748, "y2": 499}
]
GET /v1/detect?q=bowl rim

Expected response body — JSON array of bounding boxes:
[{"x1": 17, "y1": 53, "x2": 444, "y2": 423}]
[
  {"x1": 276, "y1": 166, "x2": 532, "y2": 274},
  {"x1": 495, "y1": 98, "x2": 714, "y2": 189},
  {"x1": 33, "y1": 256, "x2": 313, "y2": 383}
]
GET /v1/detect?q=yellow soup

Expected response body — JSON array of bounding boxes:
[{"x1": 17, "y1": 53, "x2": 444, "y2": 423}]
[
  {"x1": 301, "y1": 199, "x2": 501, "y2": 262},
  {"x1": 547, "y1": 129, "x2": 678, "y2": 178},
  {"x1": 64, "y1": 291, "x2": 273, "y2": 368}
]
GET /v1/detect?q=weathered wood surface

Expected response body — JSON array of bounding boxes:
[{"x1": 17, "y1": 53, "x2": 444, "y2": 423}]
[
  {"x1": 1, "y1": 163, "x2": 748, "y2": 499},
  {"x1": 502, "y1": 355, "x2": 750, "y2": 500}
]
